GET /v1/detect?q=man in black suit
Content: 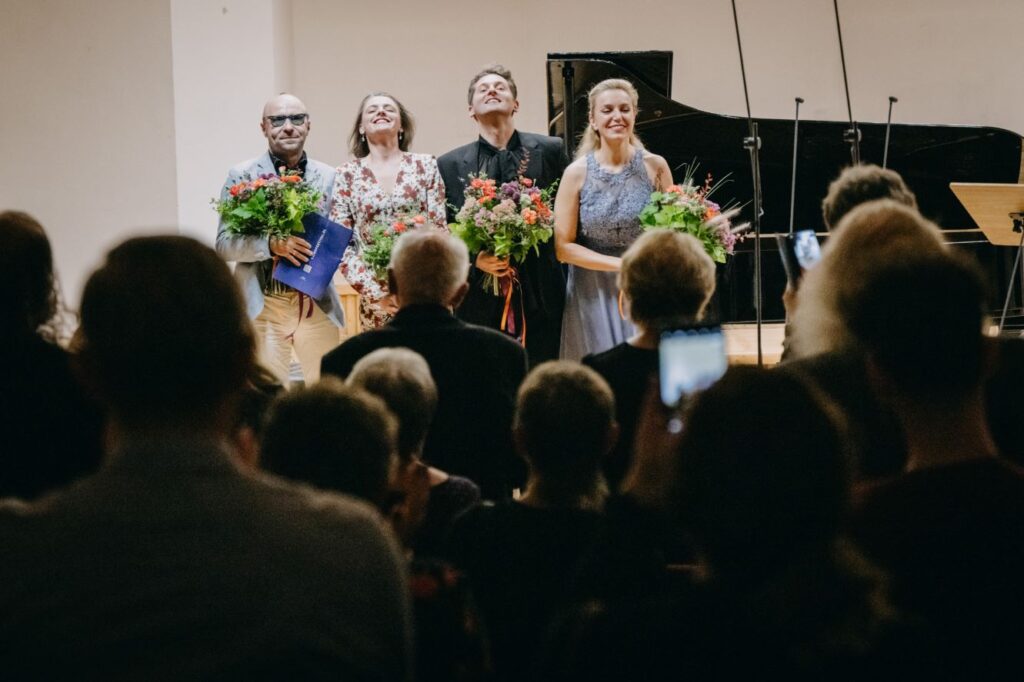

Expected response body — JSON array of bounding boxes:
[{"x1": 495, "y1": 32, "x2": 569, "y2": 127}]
[
  {"x1": 322, "y1": 229, "x2": 528, "y2": 500},
  {"x1": 438, "y1": 64, "x2": 568, "y2": 366}
]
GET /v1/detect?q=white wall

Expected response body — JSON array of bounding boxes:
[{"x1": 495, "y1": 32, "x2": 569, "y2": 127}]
[
  {"x1": 292, "y1": 0, "x2": 1024, "y2": 164},
  {"x1": 170, "y1": 0, "x2": 294, "y2": 244},
  {"x1": 0, "y1": 0, "x2": 178, "y2": 304}
]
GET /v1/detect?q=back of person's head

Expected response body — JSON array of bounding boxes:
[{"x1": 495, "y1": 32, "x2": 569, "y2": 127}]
[
  {"x1": 620, "y1": 230, "x2": 716, "y2": 329},
  {"x1": 843, "y1": 252, "x2": 989, "y2": 404},
  {"x1": 675, "y1": 367, "x2": 849, "y2": 582},
  {"x1": 790, "y1": 200, "x2": 947, "y2": 357},
  {"x1": 390, "y1": 230, "x2": 469, "y2": 306},
  {"x1": 261, "y1": 378, "x2": 398, "y2": 505},
  {"x1": 0, "y1": 211, "x2": 60, "y2": 341},
  {"x1": 514, "y1": 361, "x2": 616, "y2": 488},
  {"x1": 821, "y1": 164, "x2": 917, "y2": 230},
  {"x1": 346, "y1": 347, "x2": 438, "y2": 460},
  {"x1": 79, "y1": 236, "x2": 254, "y2": 425}
]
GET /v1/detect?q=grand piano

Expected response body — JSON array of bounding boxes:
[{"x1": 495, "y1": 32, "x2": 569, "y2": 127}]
[{"x1": 546, "y1": 51, "x2": 1024, "y2": 323}]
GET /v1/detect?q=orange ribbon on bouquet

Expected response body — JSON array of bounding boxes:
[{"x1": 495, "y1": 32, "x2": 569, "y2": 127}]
[{"x1": 499, "y1": 268, "x2": 527, "y2": 347}]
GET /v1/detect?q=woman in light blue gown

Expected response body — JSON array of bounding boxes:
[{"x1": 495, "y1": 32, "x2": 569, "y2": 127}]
[{"x1": 555, "y1": 79, "x2": 674, "y2": 361}]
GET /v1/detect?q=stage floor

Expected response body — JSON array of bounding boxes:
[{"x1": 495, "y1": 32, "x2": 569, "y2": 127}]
[{"x1": 723, "y1": 323, "x2": 786, "y2": 366}]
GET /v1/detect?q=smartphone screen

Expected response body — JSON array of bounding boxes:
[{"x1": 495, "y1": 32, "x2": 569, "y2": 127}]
[
  {"x1": 777, "y1": 229, "x2": 822, "y2": 285},
  {"x1": 659, "y1": 326, "x2": 728, "y2": 407}
]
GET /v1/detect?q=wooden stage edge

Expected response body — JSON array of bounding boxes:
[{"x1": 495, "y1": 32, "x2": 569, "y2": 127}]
[
  {"x1": 723, "y1": 322, "x2": 786, "y2": 366},
  {"x1": 339, "y1": 274, "x2": 788, "y2": 366}
]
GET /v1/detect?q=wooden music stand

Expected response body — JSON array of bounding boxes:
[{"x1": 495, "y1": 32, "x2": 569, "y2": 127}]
[{"x1": 950, "y1": 183, "x2": 1024, "y2": 332}]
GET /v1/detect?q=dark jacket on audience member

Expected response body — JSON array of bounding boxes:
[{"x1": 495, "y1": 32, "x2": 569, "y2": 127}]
[
  {"x1": 542, "y1": 569, "x2": 934, "y2": 681},
  {"x1": 447, "y1": 500, "x2": 603, "y2": 682},
  {"x1": 0, "y1": 439, "x2": 412, "y2": 680},
  {"x1": 778, "y1": 350, "x2": 907, "y2": 480},
  {"x1": 582, "y1": 343, "x2": 658, "y2": 490},
  {"x1": 851, "y1": 457, "x2": 1024, "y2": 677},
  {"x1": 321, "y1": 304, "x2": 528, "y2": 499}
]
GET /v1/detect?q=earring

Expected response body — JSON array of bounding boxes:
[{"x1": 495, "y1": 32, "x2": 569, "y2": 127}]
[{"x1": 360, "y1": 132, "x2": 366, "y2": 143}]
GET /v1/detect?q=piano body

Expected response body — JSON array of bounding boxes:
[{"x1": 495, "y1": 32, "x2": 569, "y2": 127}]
[{"x1": 546, "y1": 51, "x2": 1024, "y2": 323}]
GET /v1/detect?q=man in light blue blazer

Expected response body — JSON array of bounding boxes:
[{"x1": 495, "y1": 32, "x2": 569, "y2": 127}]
[{"x1": 217, "y1": 93, "x2": 343, "y2": 386}]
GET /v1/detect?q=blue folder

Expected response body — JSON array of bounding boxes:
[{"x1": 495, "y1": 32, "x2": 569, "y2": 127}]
[{"x1": 272, "y1": 213, "x2": 353, "y2": 299}]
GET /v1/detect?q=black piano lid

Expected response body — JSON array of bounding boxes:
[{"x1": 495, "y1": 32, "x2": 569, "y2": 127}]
[
  {"x1": 546, "y1": 52, "x2": 1024, "y2": 322},
  {"x1": 546, "y1": 52, "x2": 1024, "y2": 234}
]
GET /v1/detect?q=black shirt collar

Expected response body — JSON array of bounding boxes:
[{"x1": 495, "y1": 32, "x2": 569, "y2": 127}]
[
  {"x1": 268, "y1": 150, "x2": 308, "y2": 176},
  {"x1": 477, "y1": 130, "x2": 522, "y2": 157}
]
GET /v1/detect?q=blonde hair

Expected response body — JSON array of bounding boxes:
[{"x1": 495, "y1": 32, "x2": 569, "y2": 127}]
[
  {"x1": 619, "y1": 230, "x2": 716, "y2": 328},
  {"x1": 575, "y1": 78, "x2": 646, "y2": 159},
  {"x1": 789, "y1": 200, "x2": 948, "y2": 358}
]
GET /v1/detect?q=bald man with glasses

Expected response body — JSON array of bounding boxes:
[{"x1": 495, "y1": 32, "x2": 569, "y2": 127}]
[{"x1": 216, "y1": 93, "x2": 343, "y2": 387}]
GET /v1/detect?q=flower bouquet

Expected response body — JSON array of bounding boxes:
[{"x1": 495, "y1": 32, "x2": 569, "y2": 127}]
[
  {"x1": 638, "y1": 164, "x2": 746, "y2": 263},
  {"x1": 214, "y1": 171, "x2": 323, "y2": 241},
  {"x1": 361, "y1": 212, "x2": 430, "y2": 280},
  {"x1": 213, "y1": 171, "x2": 351, "y2": 299},
  {"x1": 449, "y1": 174, "x2": 557, "y2": 295}
]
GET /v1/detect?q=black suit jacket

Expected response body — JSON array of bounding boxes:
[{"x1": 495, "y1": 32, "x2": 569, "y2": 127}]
[
  {"x1": 438, "y1": 132, "x2": 569, "y2": 365},
  {"x1": 321, "y1": 304, "x2": 528, "y2": 499}
]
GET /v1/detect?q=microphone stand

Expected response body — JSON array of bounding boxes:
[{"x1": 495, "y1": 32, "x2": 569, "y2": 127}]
[
  {"x1": 789, "y1": 97, "x2": 804, "y2": 235},
  {"x1": 883, "y1": 96, "x2": 898, "y2": 169},
  {"x1": 730, "y1": 0, "x2": 765, "y2": 367},
  {"x1": 833, "y1": 0, "x2": 861, "y2": 165}
]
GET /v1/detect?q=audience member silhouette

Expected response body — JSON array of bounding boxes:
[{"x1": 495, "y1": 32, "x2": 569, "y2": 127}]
[
  {"x1": 583, "y1": 230, "x2": 715, "y2": 489},
  {"x1": 0, "y1": 211, "x2": 103, "y2": 500},
  {"x1": 321, "y1": 229, "x2": 528, "y2": 499},
  {"x1": 447, "y1": 361, "x2": 615, "y2": 682},
  {"x1": 265, "y1": 363, "x2": 489, "y2": 682},
  {"x1": 262, "y1": 377, "x2": 399, "y2": 507},
  {"x1": 545, "y1": 367, "x2": 923, "y2": 680},
  {"x1": 820, "y1": 163, "x2": 918, "y2": 231},
  {"x1": 347, "y1": 348, "x2": 480, "y2": 556},
  {"x1": 779, "y1": 164, "x2": 919, "y2": 358},
  {"x1": 0, "y1": 236, "x2": 411, "y2": 680},
  {"x1": 782, "y1": 199, "x2": 947, "y2": 479},
  {"x1": 846, "y1": 252, "x2": 1024, "y2": 677}
]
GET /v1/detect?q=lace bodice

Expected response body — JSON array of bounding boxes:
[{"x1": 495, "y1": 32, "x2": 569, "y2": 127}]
[{"x1": 576, "y1": 149, "x2": 653, "y2": 256}]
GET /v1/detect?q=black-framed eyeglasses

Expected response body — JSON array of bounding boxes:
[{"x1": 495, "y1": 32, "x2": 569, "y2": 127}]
[{"x1": 264, "y1": 114, "x2": 308, "y2": 127}]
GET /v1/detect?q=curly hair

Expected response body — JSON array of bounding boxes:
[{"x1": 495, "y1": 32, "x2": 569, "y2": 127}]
[
  {"x1": 0, "y1": 211, "x2": 65, "y2": 343},
  {"x1": 821, "y1": 164, "x2": 917, "y2": 230}
]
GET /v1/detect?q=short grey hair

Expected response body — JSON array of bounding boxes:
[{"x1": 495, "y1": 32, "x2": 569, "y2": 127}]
[
  {"x1": 391, "y1": 230, "x2": 469, "y2": 305},
  {"x1": 346, "y1": 348, "x2": 438, "y2": 458}
]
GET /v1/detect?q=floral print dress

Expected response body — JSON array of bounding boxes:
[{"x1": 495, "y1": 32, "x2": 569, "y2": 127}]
[{"x1": 330, "y1": 152, "x2": 447, "y2": 329}]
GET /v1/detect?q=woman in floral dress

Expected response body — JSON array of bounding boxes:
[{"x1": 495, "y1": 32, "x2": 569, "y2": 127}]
[{"x1": 330, "y1": 92, "x2": 446, "y2": 329}]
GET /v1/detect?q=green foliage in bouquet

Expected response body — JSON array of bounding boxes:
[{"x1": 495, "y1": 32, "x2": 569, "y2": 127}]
[{"x1": 215, "y1": 173, "x2": 323, "y2": 241}]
